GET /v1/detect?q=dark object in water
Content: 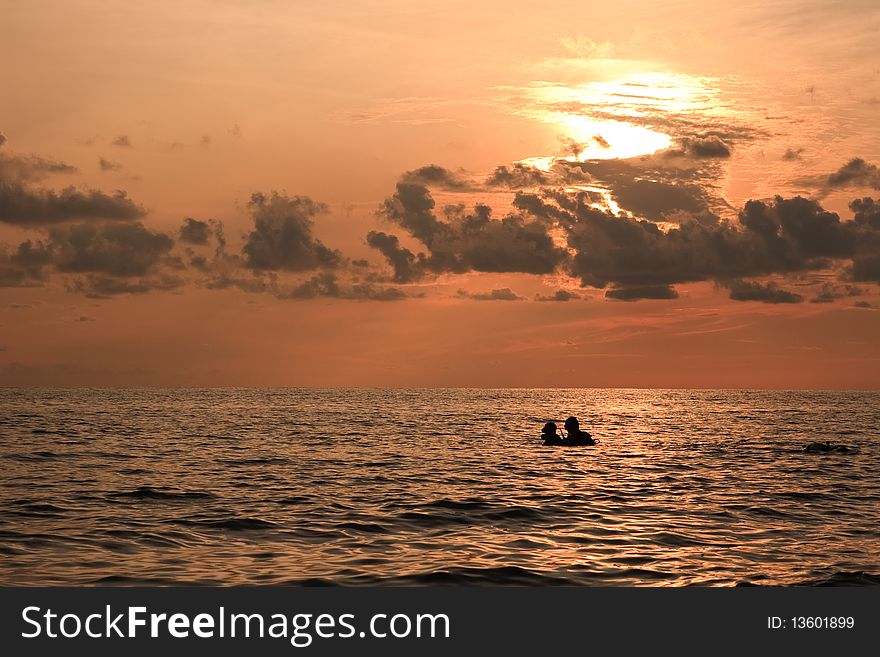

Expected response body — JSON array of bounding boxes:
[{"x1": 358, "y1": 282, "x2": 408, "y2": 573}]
[
  {"x1": 544, "y1": 441, "x2": 597, "y2": 448},
  {"x1": 540, "y1": 417, "x2": 597, "y2": 446},
  {"x1": 804, "y1": 441, "x2": 852, "y2": 454}
]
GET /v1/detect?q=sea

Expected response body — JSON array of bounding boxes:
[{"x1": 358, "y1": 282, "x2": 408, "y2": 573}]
[{"x1": 1, "y1": 388, "x2": 878, "y2": 586}]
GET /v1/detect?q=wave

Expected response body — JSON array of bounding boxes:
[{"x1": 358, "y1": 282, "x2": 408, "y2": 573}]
[
  {"x1": 796, "y1": 571, "x2": 880, "y2": 587},
  {"x1": 108, "y1": 486, "x2": 215, "y2": 501},
  {"x1": 171, "y1": 517, "x2": 277, "y2": 531}
]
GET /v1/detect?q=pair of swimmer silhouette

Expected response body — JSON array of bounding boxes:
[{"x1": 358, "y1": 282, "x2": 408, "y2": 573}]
[{"x1": 541, "y1": 416, "x2": 596, "y2": 446}]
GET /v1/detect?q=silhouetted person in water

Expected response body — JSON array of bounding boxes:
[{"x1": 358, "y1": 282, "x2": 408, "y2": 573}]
[
  {"x1": 541, "y1": 421, "x2": 565, "y2": 445},
  {"x1": 563, "y1": 416, "x2": 595, "y2": 445},
  {"x1": 805, "y1": 440, "x2": 851, "y2": 454}
]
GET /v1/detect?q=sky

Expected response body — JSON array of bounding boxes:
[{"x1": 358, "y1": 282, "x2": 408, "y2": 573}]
[{"x1": 1, "y1": 0, "x2": 880, "y2": 388}]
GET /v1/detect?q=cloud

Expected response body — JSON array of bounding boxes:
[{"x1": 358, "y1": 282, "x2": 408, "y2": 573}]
[
  {"x1": 457, "y1": 287, "x2": 524, "y2": 301},
  {"x1": 285, "y1": 272, "x2": 406, "y2": 301},
  {"x1": 0, "y1": 181, "x2": 145, "y2": 225},
  {"x1": 0, "y1": 132, "x2": 6, "y2": 147},
  {"x1": 98, "y1": 157, "x2": 123, "y2": 172},
  {"x1": 726, "y1": 280, "x2": 803, "y2": 303},
  {"x1": 850, "y1": 254, "x2": 880, "y2": 282},
  {"x1": 605, "y1": 284, "x2": 679, "y2": 301},
  {"x1": 47, "y1": 222, "x2": 174, "y2": 277},
  {"x1": 112, "y1": 135, "x2": 132, "y2": 148},
  {"x1": 1, "y1": 219, "x2": 177, "y2": 294},
  {"x1": 67, "y1": 273, "x2": 182, "y2": 298},
  {"x1": 512, "y1": 188, "x2": 880, "y2": 300},
  {"x1": 809, "y1": 283, "x2": 864, "y2": 303},
  {"x1": 204, "y1": 269, "x2": 275, "y2": 294},
  {"x1": 0, "y1": 243, "x2": 49, "y2": 287},
  {"x1": 825, "y1": 158, "x2": 880, "y2": 189},
  {"x1": 179, "y1": 217, "x2": 213, "y2": 245},
  {"x1": 485, "y1": 161, "x2": 591, "y2": 189},
  {"x1": 365, "y1": 231, "x2": 421, "y2": 283},
  {"x1": 0, "y1": 153, "x2": 78, "y2": 182},
  {"x1": 536, "y1": 289, "x2": 581, "y2": 301},
  {"x1": 609, "y1": 178, "x2": 711, "y2": 221},
  {"x1": 373, "y1": 183, "x2": 566, "y2": 279},
  {"x1": 485, "y1": 163, "x2": 552, "y2": 188},
  {"x1": 668, "y1": 135, "x2": 732, "y2": 159},
  {"x1": 241, "y1": 192, "x2": 342, "y2": 271},
  {"x1": 400, "y1": 164, "x2": 473, "y2": 191}
]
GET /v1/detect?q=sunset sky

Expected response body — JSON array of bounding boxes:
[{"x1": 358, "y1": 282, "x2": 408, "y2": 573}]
[{"x1": 2, "y1": 0, "x2": 880, "y2": 387}]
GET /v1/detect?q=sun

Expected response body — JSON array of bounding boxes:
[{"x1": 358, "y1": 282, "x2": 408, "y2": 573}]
[{"x1": 516, "y1": 71, "x2": 720, "y2": 162}]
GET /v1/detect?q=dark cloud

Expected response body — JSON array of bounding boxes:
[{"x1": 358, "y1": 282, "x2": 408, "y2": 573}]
[
  {"x1": 400, "y1": 164, "x2": 473, "y2": 191},
  {"x1": 605, "y1": 284, "x2": 679, "y2": 301},
  {"x1": 782, "y1": 148, "x2": 805, "y2": 161},
  {"x1": 374, "y1": 183, "x2": 566, "y2": 279},
  {"x1": 842, "y1": 198, "x2": 880, "y2": 282},
  {"x1": 0, "y1": 152, "x2": 78, "y2": 182},
  {"x1": 515, "y1": 190, "x2": 880, "y2": 297},
  {"x1": 485, "y1": 161, "x2": 591, "y2": 189},
  {"x1": 47, "y1": 222, "x2": 174, "y2": 277},
  {"x1": 179, "y1": 217, "x2": 213, "y2": 245},
  {"x1": 0, "y1": 181, "x2": 145, "y2": 225},
  {"x1": 67, "y1": 273, "x2": 182, "y2": 298},
  {"x1": 0, "y1": 257, "x2": 41, "y2": 287},
  {"x1": 350, "y1": 283, "x2": 407, "y2": 301},
  {"x1": 0, "y1": 132, "x2": 6, "y2": 147},
  {"x1": 287, "y1": 271, "x2": 340, "y2": 299},
  {"x1": 809, "y1": 283, "x2": 864, "y2": 304},
  {"x1": 112, "y1": 135, "x2": 132, "y2": 148},
  {"x1": 204, "y1": 269, "x2": 275, "y2": 294},
  {"x1": 825, "y1": 158, "x2": 880, "y2": 189},
  {"x1": 850, "y1": 254, "x2": 880, "y2": 282},
  {"x1": 241, "y1": 192, "x2": 342, "y2": 271},
  {"x1": 854, "y1": 301, "x2": 874, "y2": 309},
  {"x1": 457, "y1": 287, "x2": 524, "y2": 301},
  {"x1": 0, "y1": 240, "x2": 53, "y2": 287},
  {"x1": 485, "y1": 163, "x2": 552, "y2": 188},
  {"x1": 610, "y1": 178, "x2": 710, "y2": 221},
  {"x1": 188, "y1": 254, "x2": 209, "y2": 270},
  {"x1": 1, "y1": 222, "x2": 178, "y2": 293},
  {"x1": 536, "y1": 289, "x2": 581, "y2": 302},
  {"x1": 726, "y1": 280, "x2": 803, "y2": 304},
  {"x1": 850, "y1": 197, "x2": 880, "y2": 227},
  {"x1": 286, "y1": 272, "x2": 405, "y2": 301},
  {"x1": 668, "y1": 135, "x2": 732, "y2": 159},
  {"x1": 98, "y1": 158, "x2": 123, "y2": 172},
  {"x1": 365, "y1": 231, "x2": 421, "y2": 283}
]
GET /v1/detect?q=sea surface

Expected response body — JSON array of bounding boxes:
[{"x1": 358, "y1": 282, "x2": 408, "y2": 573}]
[{"x1": 1, "y1": 388, "x2": 878, "y2": 586}]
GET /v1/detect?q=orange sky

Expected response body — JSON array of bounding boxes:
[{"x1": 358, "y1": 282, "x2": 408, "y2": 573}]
[{"x1": 1, "y1": 0, "x2": 879, "y2": 387}]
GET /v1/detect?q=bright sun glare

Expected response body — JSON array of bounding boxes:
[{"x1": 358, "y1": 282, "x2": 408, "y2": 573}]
[{"x1": 518, "y1": 72, "x2": 719, "y2": 166}]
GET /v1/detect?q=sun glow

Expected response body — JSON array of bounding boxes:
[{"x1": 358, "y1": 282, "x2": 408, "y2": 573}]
[
  {"x1": 515, "y1": 72, "x2": 721, "y2": 161},
  {"x1": 559, "y1": 116, "x2": 672, "y2": 160}
]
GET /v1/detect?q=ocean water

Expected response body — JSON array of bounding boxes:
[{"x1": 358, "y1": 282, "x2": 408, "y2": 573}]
[{"x1": 1, "y1": 388, "x2": 878, "y2": 586}]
